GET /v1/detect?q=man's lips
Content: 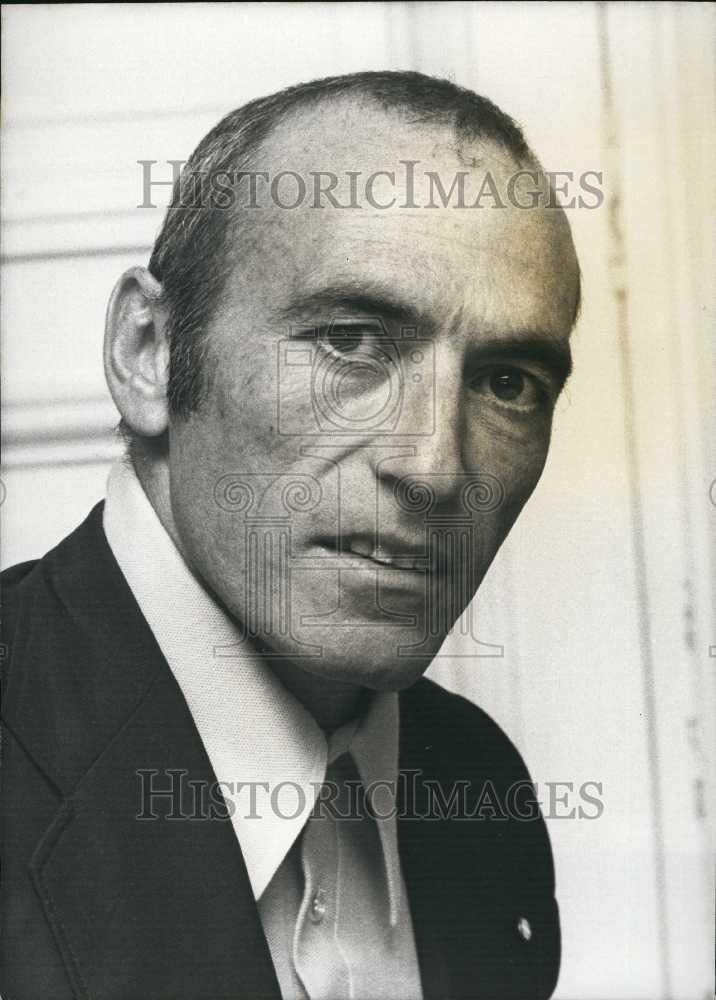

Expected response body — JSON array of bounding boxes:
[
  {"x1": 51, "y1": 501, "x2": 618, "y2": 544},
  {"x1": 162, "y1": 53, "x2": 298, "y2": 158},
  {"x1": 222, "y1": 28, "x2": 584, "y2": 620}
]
[{"x1": 314, "y1": 534, "x2": 431, "y2": 573}]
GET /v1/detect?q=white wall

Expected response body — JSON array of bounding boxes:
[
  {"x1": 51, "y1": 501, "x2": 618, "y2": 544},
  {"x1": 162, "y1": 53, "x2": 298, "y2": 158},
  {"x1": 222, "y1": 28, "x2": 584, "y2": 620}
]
[{"x1": 2, "y1": 4, "x2": 714, "y2": 997}]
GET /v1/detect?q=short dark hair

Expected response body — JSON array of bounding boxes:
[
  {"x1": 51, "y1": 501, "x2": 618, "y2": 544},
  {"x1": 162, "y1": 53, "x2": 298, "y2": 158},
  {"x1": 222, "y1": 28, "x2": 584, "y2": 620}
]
[{"x1": 148, "y1": 70, "x2": 537, "y2": 418}]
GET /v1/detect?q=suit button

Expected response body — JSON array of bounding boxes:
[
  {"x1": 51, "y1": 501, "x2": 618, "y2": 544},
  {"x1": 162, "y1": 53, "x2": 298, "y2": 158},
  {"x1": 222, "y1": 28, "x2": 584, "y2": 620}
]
[
  {"x1": 310, "y1": 889, "x2": 326, "y2": 923},
  {"x1": 516, "y1": 916, "x2": 532, "y2": 941}
]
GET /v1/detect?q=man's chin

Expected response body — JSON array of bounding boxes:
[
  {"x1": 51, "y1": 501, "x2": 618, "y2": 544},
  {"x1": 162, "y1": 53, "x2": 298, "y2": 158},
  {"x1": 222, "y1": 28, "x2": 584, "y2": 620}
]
[
  {"x1": 214, "y1": 598, "x2": 450, "y2": 691},
  {"x1": 258, "y1": 632, "x2": 443, "y2": 692},
  {"x1": 304, "y1": 653, "x2": 430, "y2": 692}
]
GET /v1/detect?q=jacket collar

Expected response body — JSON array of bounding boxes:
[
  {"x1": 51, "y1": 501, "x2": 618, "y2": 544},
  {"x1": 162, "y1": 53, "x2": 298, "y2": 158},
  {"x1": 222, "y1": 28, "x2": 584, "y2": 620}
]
[{"x1": 5, "y1": 503, "x2": 282, "y2": 999}]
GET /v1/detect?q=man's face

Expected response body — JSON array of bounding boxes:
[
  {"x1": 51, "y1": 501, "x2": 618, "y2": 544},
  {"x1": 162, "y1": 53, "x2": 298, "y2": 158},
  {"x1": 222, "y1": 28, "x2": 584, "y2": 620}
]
[{"x1": 168, "y1": 99, "x2": 579, "y2": 690}]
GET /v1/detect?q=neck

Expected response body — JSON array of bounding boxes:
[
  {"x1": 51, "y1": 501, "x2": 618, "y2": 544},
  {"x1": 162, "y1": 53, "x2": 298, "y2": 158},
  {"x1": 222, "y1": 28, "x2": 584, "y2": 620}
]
[
  {"x1": 265, "y1": 657, "x2": 368, "y2": 731},
  {"x1": 130, "y1": 444, "x2": 367, "y2": 733}
]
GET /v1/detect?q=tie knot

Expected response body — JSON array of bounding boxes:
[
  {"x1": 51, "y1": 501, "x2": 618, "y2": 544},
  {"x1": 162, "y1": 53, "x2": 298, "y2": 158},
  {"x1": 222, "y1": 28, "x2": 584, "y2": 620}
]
[
  {"x1": 314, "y1": 750, "x2": 366, "y2": 822},
  {"x1": 326, "y1": 717, "x2": 360, "y2": 765}
]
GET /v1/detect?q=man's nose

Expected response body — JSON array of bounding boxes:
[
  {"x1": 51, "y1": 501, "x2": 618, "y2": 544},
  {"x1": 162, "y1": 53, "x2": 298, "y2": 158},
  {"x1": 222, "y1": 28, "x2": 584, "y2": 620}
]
[{"x1": 373, "y1": 346, "x2": 468, "y2": 504}]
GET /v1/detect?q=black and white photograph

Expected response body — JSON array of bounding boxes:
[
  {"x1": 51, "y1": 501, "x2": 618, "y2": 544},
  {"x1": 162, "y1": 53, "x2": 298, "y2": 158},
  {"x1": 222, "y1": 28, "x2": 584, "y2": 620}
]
[{"x1": 1, "y1": 4, "x2": 714, "y2": 999}]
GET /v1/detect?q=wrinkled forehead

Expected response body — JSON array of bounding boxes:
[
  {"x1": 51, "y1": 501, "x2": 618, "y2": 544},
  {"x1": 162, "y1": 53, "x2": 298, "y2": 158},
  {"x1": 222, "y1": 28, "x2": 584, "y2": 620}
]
[{"x1": 227, "y1": 97, "x2": 579, "y2": 337}]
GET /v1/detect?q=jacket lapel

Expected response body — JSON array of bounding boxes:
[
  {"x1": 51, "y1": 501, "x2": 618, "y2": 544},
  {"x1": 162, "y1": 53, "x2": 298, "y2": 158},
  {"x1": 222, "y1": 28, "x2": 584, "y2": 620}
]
[
  {"x1": 397, "y1": 680, "x2": 561, "y2": 1000},
  {"x1": 396, "y1": 712, "x2": 451, "y2": 1000},
  {"x1": 6, "y1": 504, "x2": 280, "y2": 1000}
]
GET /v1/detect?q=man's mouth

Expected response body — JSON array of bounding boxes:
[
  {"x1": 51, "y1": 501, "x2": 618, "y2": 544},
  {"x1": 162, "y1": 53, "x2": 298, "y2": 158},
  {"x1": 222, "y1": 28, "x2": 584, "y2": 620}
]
[
  {"x1": 346, "y1": 537, "x2": 426, "y2": 572},
  {"x1": 312, "y1": 533, "x2": 432, "y2": 574}
]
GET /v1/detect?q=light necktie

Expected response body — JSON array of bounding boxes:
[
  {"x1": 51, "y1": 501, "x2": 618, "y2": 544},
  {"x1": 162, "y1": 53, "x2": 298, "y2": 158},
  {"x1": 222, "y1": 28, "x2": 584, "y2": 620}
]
[{"x1": 292, "y1": 750, "x2": 422, "y2": 1000}]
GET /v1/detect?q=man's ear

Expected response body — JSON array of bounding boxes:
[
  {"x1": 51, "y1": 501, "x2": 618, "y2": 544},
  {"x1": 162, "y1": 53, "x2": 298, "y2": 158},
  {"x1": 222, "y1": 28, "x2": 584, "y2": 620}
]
[{"x1": 104, "y1": 266, "x2": 170, "y2": 437}]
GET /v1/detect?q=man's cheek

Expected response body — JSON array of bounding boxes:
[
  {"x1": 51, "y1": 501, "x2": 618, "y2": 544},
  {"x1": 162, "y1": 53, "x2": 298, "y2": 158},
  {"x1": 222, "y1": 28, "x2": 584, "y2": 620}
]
[
  {"x1": 488, "y1": 429, "x2": 551, "y2": 500},
  {"x1": 479, "y1": 451, "x2": 549, "y2": 558}
]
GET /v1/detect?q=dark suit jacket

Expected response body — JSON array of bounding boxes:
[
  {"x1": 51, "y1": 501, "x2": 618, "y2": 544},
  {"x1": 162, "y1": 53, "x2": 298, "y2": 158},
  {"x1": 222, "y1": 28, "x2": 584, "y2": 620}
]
[{"x1": 0, "y1": 503, "x2": 560, "y2": 1000}]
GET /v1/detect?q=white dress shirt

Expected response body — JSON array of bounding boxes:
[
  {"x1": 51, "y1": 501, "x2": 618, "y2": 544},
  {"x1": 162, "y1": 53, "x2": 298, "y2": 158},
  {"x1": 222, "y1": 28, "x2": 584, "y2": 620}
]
[{"x1": 103, "y1": 458, "x2": 422, "y2": 999}]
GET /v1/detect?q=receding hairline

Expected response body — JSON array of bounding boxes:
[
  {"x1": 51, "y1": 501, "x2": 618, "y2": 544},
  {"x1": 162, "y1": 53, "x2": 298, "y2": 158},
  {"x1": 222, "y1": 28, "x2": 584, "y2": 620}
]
[{"x1": 241, "y1": 88, "x2": 537, "y2": 183}]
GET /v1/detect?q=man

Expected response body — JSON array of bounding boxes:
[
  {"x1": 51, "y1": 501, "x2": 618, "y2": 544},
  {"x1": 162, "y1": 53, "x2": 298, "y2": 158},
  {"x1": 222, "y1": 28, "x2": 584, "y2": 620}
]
[{"x1": 1, "y1": 71, "x2": 579, "y2": 999}]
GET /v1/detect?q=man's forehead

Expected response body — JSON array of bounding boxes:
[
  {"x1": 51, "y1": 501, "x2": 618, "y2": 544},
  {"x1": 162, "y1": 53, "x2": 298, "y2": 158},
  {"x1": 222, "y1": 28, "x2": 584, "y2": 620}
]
[
  {"x1": 258, "y1": 92, "x2": 518, "y2": 182},
  {"x1": 231, "y1": 221, "x2": 575, "y2": 344},
  {"x1": 223, "y1": 95, "x2": 579, "y2": 336},
  {"x1": 229, "y1": 217, "x2": 577, "y2": 337}
]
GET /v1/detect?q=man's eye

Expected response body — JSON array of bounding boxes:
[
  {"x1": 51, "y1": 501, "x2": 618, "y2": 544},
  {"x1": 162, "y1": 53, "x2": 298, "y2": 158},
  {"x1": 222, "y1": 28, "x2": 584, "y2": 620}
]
[
  {"x1": 471, "y1": 365, "x2": 548, "y2": 411},
  {"x1": 319, "y1": 325, "x2": 389, "y2": 359},
  {"x1": 489, "y1": 368, "x2": 525, "y2": 401},
  {"x1": 323, "y1": 328, "x2": 365, "y2": 355}
]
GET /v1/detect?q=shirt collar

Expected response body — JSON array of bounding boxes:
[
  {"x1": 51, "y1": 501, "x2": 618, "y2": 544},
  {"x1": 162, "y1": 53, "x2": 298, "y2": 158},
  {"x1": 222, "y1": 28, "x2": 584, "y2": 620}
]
[{"x1": 103, "y1": 458, "x2": 403, "y2": 924}]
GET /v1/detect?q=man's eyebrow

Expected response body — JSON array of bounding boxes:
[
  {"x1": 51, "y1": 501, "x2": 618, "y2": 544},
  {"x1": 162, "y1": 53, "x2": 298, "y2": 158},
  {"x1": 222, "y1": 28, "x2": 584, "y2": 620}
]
[
  {"x1": 275, "y1": 288, "x2": 573, "y2": 384},
  {"x1": 274, "y1": 284, "x2": 423, "y2": 327},
  {"x1": 469, "y1": 335, "x2": 573, "y2": 387}
]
